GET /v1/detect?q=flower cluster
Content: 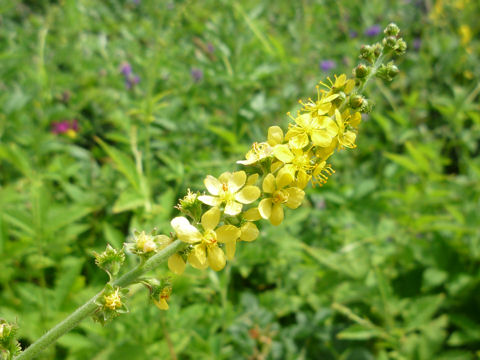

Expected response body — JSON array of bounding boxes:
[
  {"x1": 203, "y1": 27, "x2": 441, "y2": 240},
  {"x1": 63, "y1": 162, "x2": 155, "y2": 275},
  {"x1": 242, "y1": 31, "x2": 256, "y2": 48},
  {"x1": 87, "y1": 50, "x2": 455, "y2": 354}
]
[
  {"x1": 108, "y1": 23, "x2": 406, "y2": 313},
  {"x1": 0, "y1": 320, "x2": 21, "y2": 360}
]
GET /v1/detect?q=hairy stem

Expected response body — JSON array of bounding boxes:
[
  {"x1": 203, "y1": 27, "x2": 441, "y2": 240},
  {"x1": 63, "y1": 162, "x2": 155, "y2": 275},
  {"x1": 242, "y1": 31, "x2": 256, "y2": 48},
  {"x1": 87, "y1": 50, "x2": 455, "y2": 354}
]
[{"x1": 15, "y1": 240, "x2": 186, "y2": 360}]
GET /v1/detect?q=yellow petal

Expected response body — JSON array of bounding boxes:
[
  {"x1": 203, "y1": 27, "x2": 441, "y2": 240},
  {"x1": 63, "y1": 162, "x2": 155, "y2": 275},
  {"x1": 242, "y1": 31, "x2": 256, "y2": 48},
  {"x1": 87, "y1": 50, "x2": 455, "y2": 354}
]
[
  {"x1": 267, "y1": 126, "x2": 284, "y2": 145},
  {"x1": 235, "y1": 186, "x2": 260, "y2": 204},
  {"x1": 171, "y1": 217, "x2": 202, "y2": 243},
  {"x1": 295, "y1": 113, "x2": 311, "y2": 128},
  {"x1": 154, "y1": 298, "x2": 169, "y2": 310},
  {"x1": 224, "y1": 200, "x2": 242, "y2": 216},
  {"x1": 270, "y1": 204, "x2": 284, "y2": 226},
  {"x1": 316, "y1": 102, "x2": 332, "y2": 115},
  {"x1": 229, "y1": 171, "x2": 247, "y2": 193},
  {"x1": 204, "y1": 175, "x2": 222, "y2": 195},
  {"x1": 258, "y1": 198, "x2": 273, "y2": 219},
  {"x1": 325, "y1": 117, "x2": 339, "y2": 137},
  {"x1": 295, "y1": 171, "x2": 311, "y2": 189},
  {"x1": 334, "y1": 109, "x2": 343, "y2": 127},
  {"x1": 224, "y1": 239, "x2": 236, "y2": 260},
  {"x1": 188, "y1": 244, "x2": 207, "y2": 269},
  {"x1": 240, "y1": 222, "x2": 259, "y2": 242},
  {"x1": 201, "y1": 206, "x2": 220, "y2": 231},
  {"x1": 207, "y1": 245, "x2": 226, "y2": 271},
  {"x1": 349, "y1": 112, "x2": 362, "y2": 128},
  {"x1": 273, "y1": 144, "x2": 294, "y2": 163},
  {"x1": 341, "y1": 131, "x2": 357, "y2": 148},
  {"x1": 216, "y1": 225, "x2": 241, "y2": 243},
  {"x1": 246, "y1": 173, "x2": 259, "y2": 186},
  {"x1": 289, "y1": 133, "x2": 309, "y2": 149},
  {"x1": 276, "y1": 170, "x2": 294, "y2": 189},
  {"x1": 243, "y1": 207, "x2": 261, "y2": 221},
  {"x1": 156, "y1": 235, "x2": 172, "y2": 250},
  {"x1": 198, "y1": 195, "x2": 221, "y2": 207},
  {"x1": 271, "y1": 161, "x2": 283, "y2": 173},
  {"x1": 262, "y1": 173, "x2": 276, "y2": 193},
  {"x1": 311, "y1": 129, "x2": 333, "y2": 147},
  {"x1": 335, "y1": 74, "x2": 347, "y2": 87},
  {"x1": 345, "y1": 79, "x2": 355, "y2": 94},
  {"x1": 285, "y1": 187, "x2": 305, "y2": 209},
  {"x1": 218, "y1": 171, "x2": 231, "y2": 184},
  {"x1": 168, "y1": 253, "x2": 186, "y2": 275}
]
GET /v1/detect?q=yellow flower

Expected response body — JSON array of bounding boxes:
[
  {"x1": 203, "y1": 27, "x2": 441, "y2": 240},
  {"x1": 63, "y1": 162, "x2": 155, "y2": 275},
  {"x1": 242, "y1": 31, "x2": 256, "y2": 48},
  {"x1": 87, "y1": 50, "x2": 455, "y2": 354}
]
[
  {"x1": 198, "y1": 171, "x2": 261, "y2": 216},
  {"x1": 258, "y1": 171, "x2": 305, "y2": 225},
  {"x1": 104, "y1": 289, "x2": 122, "y2": 310},
  {"x1": 153, "y1": 287, "x2": 171, "y2": 311},
  {"x1": 171, "y1": 207, "x2": 241, "y2": 271},
  {"x1": 334, "y1": 109, "x2": 356, "y2": 149},
  {"x1": 320, "y1": 74, "x2": 355, "y2": 96},
  {"x1": 240, "y1": 221, "x2": 259, "y2": 241},
  {"x1": 285, "y1": 112, "x2": 338, "y2": 149},
  {"x1": 272, "y1": 145, "x2": 313, "y2": 188},
  {"x1": 237, "y1": 126, "x2": 284, "y2": 165},
  {"x1": 299, "y1": 91, "x2": 338, "y2": 116}
]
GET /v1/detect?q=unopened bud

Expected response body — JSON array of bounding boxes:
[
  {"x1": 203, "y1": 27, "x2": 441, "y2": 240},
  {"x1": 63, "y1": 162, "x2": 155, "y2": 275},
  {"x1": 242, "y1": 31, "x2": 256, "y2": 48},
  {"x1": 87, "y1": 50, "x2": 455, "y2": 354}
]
[
  {"x1": 94, "y1": 244, "x2": 125, "y2": 278},
  {"x1": 375, "y1": 62, "x2": 399, "y2": 81},
  {"x1": 384, "y1": 23, "x2": 400, "y2": 37},
  {"x1": 383, "y1": 36, "x2": 397, "y2": 49},
  {"x1": 349, "y1": 95, "x2": 364, "y2": 109},
  {"x1": 395, "y1": 39, "x2": 407, "y2": 55},
  {"x1": 353, "y1": 64, "x2": 369, "y2": 78}
]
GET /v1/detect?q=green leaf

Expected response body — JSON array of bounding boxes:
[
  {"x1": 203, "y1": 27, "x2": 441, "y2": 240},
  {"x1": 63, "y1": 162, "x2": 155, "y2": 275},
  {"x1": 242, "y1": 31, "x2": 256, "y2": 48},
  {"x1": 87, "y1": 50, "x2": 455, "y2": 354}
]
[
  {"x1": 337, "y1": 324, "x2": 383, "y2": 340},
  {"x1": 95, "y1": 137, "x2": 141, "y2": 191},
  {"x1": 112, "y1": 188, "x2": 144, "y2": 213}
]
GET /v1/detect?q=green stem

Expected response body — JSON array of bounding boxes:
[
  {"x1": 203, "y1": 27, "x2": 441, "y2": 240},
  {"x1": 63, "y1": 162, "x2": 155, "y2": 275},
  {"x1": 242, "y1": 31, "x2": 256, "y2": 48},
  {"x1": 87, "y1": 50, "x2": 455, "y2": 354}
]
[{"x1": 15, "y1": 240, "x2": 186, "y2": 360}]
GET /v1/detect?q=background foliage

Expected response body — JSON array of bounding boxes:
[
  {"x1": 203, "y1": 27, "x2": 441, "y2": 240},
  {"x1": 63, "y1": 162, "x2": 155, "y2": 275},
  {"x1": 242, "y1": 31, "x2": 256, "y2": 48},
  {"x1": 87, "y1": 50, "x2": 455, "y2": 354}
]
[{"x1": 1, "y1": 0, "x2": 479, "y2": 359}]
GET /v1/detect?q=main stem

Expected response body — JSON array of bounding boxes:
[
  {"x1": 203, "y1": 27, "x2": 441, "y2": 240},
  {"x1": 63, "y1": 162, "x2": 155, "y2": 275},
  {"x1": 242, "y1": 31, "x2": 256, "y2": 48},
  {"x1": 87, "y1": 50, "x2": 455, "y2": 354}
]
[{"x1": 15, "y1": 240, "x2": 186, "y2": 360}]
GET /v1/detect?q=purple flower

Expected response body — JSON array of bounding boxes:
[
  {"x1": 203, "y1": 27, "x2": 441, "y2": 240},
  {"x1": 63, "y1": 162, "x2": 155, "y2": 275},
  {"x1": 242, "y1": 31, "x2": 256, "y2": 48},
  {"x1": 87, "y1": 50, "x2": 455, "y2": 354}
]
[
  {"x1": 207, "y1": 43, "x2": 215, "y2": 53},
  {"x1": 51, "y1": 119, "x2": 79, "y2": 136},
  {"x1": 365, "y1": 24, "x2": 381, "y2": 37},
  {"x1": 125, "y1": 75, "x2": 140, "y2": 90},
  {"x1": 191, "y1": 68, "x2": 203, "y2": 82},
  {"x1": 319, "y1": 60, "x2": 336, "y2": 72},
  {"x1": 349, "y1": 30, "x2": 358, "y2": 38},
  {"x1": 120, "y1": 62, "x2": 132, "y2": 77}
]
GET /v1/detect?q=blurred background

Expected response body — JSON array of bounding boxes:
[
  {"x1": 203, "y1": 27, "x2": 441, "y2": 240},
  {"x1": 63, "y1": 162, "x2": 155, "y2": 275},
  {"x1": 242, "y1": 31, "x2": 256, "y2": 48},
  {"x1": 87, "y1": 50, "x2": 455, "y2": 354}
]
[{"x1": 0, "y1": 0, "x2": 479, "y2": 359}]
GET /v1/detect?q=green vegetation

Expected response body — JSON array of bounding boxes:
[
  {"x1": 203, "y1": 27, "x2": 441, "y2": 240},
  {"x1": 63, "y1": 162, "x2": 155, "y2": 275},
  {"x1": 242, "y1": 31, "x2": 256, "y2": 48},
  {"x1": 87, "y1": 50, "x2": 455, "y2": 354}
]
[{"x1": 1, "y1": 0, "x2": 479, "y2": 359}]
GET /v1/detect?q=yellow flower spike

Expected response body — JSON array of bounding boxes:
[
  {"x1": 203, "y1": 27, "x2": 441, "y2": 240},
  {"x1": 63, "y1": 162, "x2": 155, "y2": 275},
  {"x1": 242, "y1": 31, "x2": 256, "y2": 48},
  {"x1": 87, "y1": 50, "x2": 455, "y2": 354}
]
[
  {"x1": 198, "y1": 171, "x2": 260, "y2": 216},
  {"x1": 258, "y1": 171, "x2": 305, "y2": 226},
  {"x1": 272, "y1": 145, "x2": 313, "y2": 187},
  {"x1": 240, "y1": 222, "x2": 259, "y2": 242},
  {"x1": 168, "y1": 253, "x2": 186, "y2": 275}
]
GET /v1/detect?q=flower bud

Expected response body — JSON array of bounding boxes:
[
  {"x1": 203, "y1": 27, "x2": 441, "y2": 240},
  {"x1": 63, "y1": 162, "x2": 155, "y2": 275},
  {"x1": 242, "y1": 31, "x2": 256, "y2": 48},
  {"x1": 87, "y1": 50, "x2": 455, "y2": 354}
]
[
  {"x1": 383, "y1": 36, "x2": 397, "y2": 49},
  {"x1": 359, "y1": 45, "x2": 375, "y2": 64},
  {"x1": 376, "y1": 62, "x2": 399, "y2": 81},
  {"x1": 176, "y1": 189, "x2": 203, "y2": 222},
  {"x1": 384, "y1": 23, "x2": 400, "y2": 37},
  {"x1": 395, "y1": 39, "x2": 407, "y2": 55},
  {"x1": 94, "y1": 244, "x2": 125, "y2": 279},
  {"x1": 93, "y1": 285, "x2": 129, "y2": 325},
  {"x1": 353, "y1": 64, "x2": 369, "y2": 78},
  {"x1": 0, "y1": 320, "x2": 21, "y2": 358},
  {"x1": 349, "y1": 95, "x2": 364, "y2": 109},
  {"x1": 126, "y1": 230, "x2": 172, "y2": 258}
]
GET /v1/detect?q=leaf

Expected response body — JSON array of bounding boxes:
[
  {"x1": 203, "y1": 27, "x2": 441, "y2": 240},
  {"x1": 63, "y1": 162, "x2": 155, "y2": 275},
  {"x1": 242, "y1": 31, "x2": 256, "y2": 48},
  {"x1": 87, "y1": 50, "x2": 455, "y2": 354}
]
[
  {"x1": 95, "y1": 137, "x2": 141, "y2": 191},
  {"x1": 112, "y1": 188, "x2": 144, "y2": 213},
  {"x1": 337, "y1": 324, "x2": 383, "y2": 340},
  {"x1": 53, "y1": 257, "x2": 85, "y2": 309},
  {"x1": 45, "y1": 205, "x2": 95, "y2": 234}
]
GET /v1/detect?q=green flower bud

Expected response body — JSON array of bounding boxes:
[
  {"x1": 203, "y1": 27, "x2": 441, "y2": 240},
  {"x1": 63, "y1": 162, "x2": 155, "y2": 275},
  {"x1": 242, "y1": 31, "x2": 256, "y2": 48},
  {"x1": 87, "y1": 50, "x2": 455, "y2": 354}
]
[
  {"x1": 0, "y1": 320, "x2": 21, "y2": 358},
  {"x1": 94, "y1": 244, "x2": 125, "y2": 279},
  {"x1": 175, "y1": 189, "x2": 203, "y2": 222},
  {"x1": 359, "y1": 45, "x2": 375, "y2": 64},
  {"x1": 395, "y1": 39, "x2": 407, "y2": 55},
  {"x1": 375, "y1": 62, "x2": 399, "y2": 81},
  {"x1": 384, "y1": 23, "x2": 400, "y2": 37},
  {"x1": 383, "y1": 36, "x2": 397, "y2": 49},
  {"x1": 373, "y1": 43, "x2": 383, "y2": 57},
  {"x1": 353, "y1": 64, "x2": 369, "y2": 78},
  {"x1": 126, "y1": 230, "x2": 172, "y2": 259},
  {"x1": 349, "y1": 95, "x2": 364, "y2": 109}
]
